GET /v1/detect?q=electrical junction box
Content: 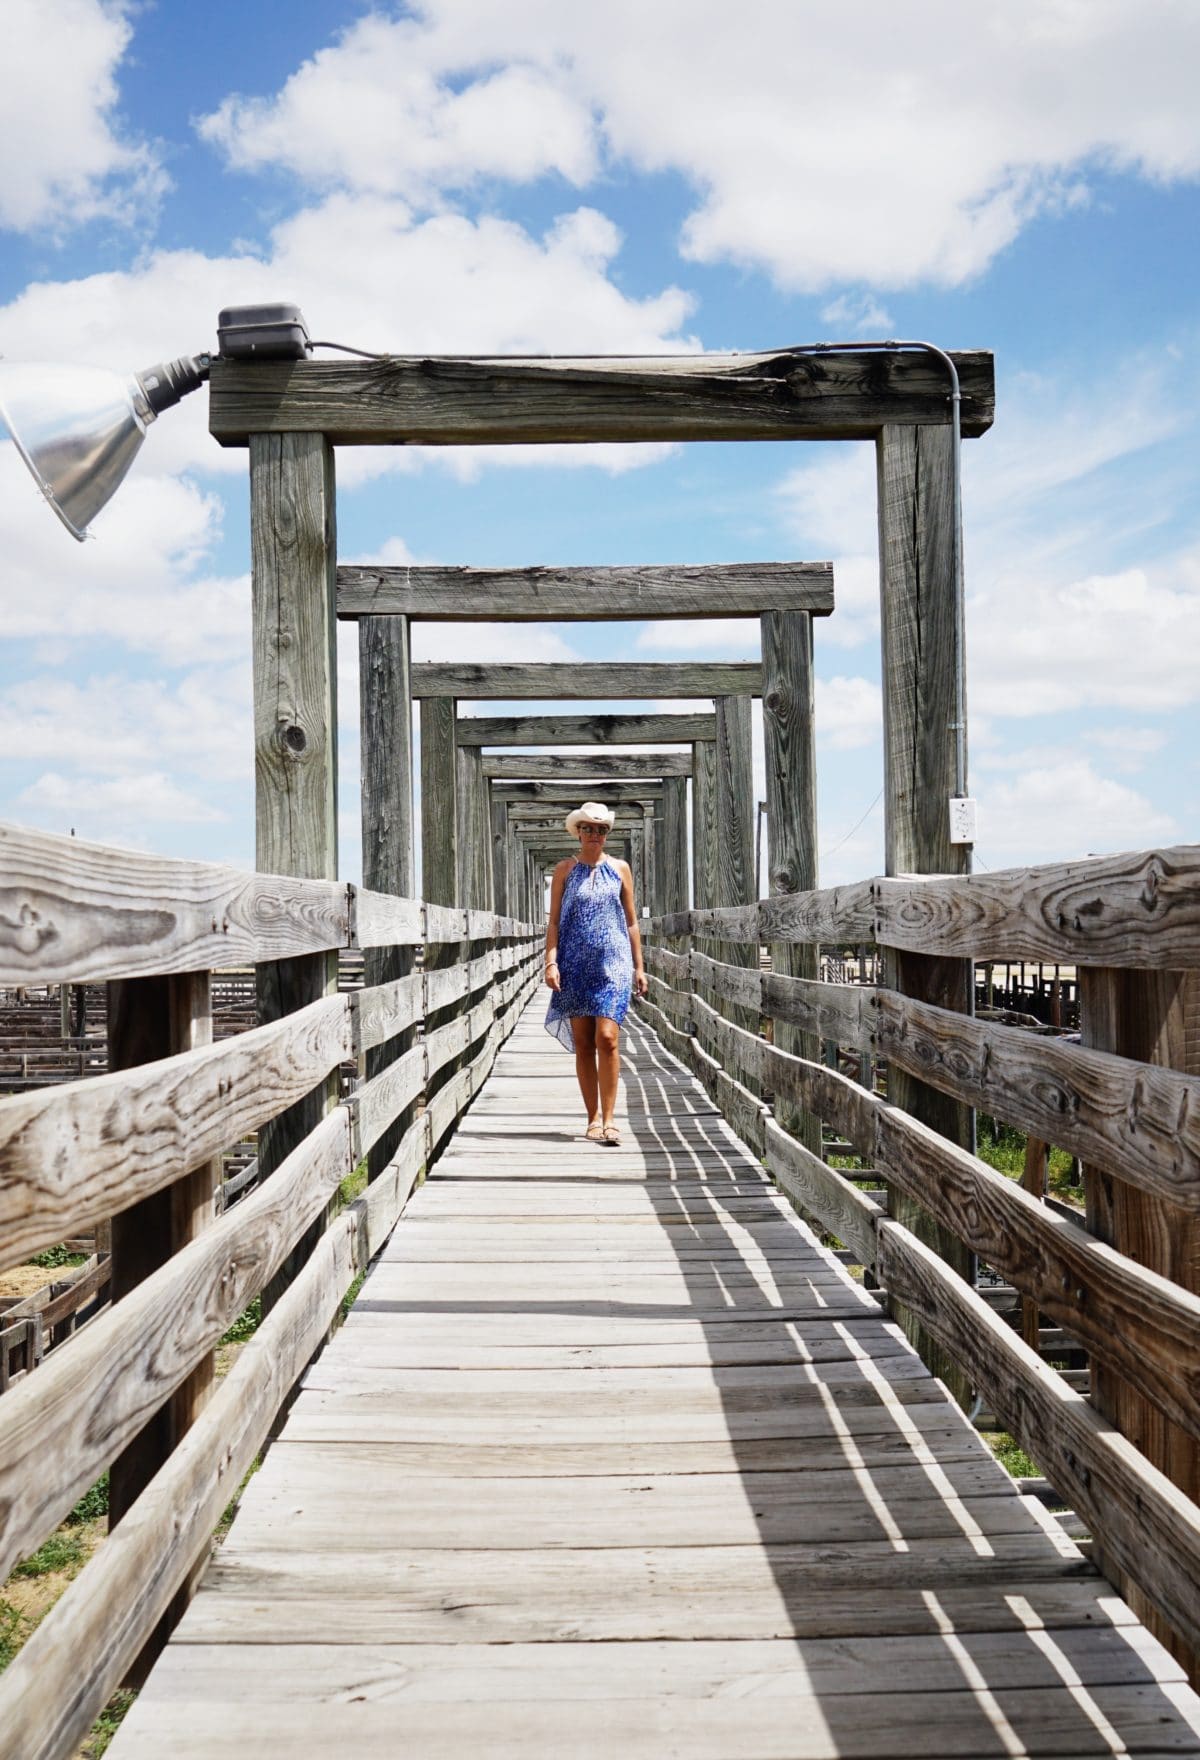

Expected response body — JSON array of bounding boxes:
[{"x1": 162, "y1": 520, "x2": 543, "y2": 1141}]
[
  {"x1": 949, "y1": 796, "x2": 978, "y2": 845},
  {"x1": 217, "y1": 303, "x2": 312, "y2": 361}
]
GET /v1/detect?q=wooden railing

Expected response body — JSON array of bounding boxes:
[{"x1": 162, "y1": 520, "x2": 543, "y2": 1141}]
[
  {"x1": 641, "y1": 843, "x2": 1200, "y2": 1669},
  {"x1": 0, "y1": 821, "x2": 541, "y2": 1758}
]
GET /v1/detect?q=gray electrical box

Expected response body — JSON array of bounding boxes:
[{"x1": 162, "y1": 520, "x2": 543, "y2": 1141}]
[{"x1": 217, "y1": 303, "x2": 312, "y2": 361}]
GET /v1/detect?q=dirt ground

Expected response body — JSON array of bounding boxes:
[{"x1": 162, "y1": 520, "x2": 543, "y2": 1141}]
[{"x1": 0, "y1": 1264, "x2": 56, "y2": 1301}]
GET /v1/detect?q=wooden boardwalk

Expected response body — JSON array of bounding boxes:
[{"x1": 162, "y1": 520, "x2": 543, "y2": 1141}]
[{"x1": 111, "y1": 999, "x2": 1200, "y2": 1757}]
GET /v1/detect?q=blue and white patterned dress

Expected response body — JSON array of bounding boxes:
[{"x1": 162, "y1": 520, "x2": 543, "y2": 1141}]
[{"x1": 544, "y1": 857, "x2": 634, "y2": 1051}]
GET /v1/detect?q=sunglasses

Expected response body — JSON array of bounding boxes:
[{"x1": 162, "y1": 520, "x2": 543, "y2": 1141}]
[{"x1": 579, "y1": 823, "x2": 609, "y2": 835}]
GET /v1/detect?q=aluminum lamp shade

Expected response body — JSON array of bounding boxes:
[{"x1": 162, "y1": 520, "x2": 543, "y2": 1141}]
[{"x1": 0, "y1": 361, "x2": 153, "y2": 541}]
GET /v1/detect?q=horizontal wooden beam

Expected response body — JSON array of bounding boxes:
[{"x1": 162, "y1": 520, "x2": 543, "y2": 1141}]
[
  {"x1": 876, "y1": 845, "x2": 1200, "y2": 969},
  {"x1": 208, "y1": 349, "x2": 995, "y2": 446},
  {"x1": 492, "y1": 782, "x2": 663, "y2": 804},
  {"x1": 337, "y1": 561, "x2": 834, "y2": 621},
  {"x1": 0, "y1": 822, "x2": 348, "y2": 987},
  {"x1": 413, "y1": 662, "x2": 761, "y2": 700},
  {"x1": 458, "y1": 712, "x2": 717, "y2": 747},
  {"x1": 483, "y1": 753, "x2": 692, "y2": 779},
  {"x1": 0, "y1": 997, "x2": 354, "y2": 1270}
]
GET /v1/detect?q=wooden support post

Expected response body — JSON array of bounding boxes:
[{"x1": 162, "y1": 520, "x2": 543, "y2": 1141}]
[
  {"x1": 359, "y1": 612, "x2": 416, "y2": 1180},
  {"x1": 421, "y1": 698, "x2": 458, "y2": 905},
  {"x1": 877, "y1": 420, "x2": 973, "y2": 1400},
  {"x1": 714, "y1": 695, "x2": 757, "y2": 1034},
  {"x1": 490, "y1": 790, "x2": 509, "y2": 914},
  {"x1": 691, "y1": 738, "x2": 718, "y2": 916},
  {"x1": 1081, "y1": 968, "x2": 1200, "y2": 1676},
  {"x1": 761, "y1": 611, "x2": 820, "y2": 1147},
  {"x1": 456, "y1": 744, "x2": 494, "y2": 910},
  {"x1": 421, "y1": 696, "x2": 466, "y2": 1118},
  {"x1": 661, "y1": 777, "x2": 689, "y2": 916},
  {"x1": 250, "y1": 432, "x2": 339, "y2": 1313},
  {"x1": 107, "y1": 969, "x2": 218, "y2": 1675}
]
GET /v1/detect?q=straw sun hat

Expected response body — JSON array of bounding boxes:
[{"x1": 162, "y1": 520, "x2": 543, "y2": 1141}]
[{"x1": 563, "y1": 801, "x2": 616, "y2": 835}]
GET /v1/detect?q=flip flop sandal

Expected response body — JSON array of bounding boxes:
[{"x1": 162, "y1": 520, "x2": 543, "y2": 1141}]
[
  {"x1": 601, "y1": 1124, "x2": 621, "y2": 1147},
  {"x1": 585, "y1": 1121, "x2": 605, "y2": 1142}
]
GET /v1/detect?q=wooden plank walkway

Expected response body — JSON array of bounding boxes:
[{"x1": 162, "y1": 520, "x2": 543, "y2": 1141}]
[{"x1": 112, "y1": 999, "x2": 1200, "y2": 1757}]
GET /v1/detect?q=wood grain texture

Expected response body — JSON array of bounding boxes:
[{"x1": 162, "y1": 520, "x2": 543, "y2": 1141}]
[
  {"x1": 208, "y1": 349, "x2": 996, "y2": 445},
  {"x1": 873, "y1": 987, "x2": 1200, "y2": 1209},
  {"x1": 1080, "y1": 966, "x2": 1200, "y2": 1671},
  {"x1": 875, "y1": 1102, "x2": 1200, "y2": 1440},
  {"x1": 350, "y1": 887, "x2": 423, "y2": 949},
  {"x1": 0, "y1": 820, "x2": 349, "y2": 985},
  {"x1": 483, "y1": 753, "x2": 693, "y2": 779},
  {"x1": 764, "y1": 1117, "x2": 882, "y2": 1269},
  {"x1": 0, "y1": 994, "x2": 352, "y2": 1269},
  {"x1": 420, "y1": 698, "x2": 459, "y2": 907},
  {"x1": 414, "y1": 662, "x2": 762, "y2": 701},
  {"x1": 491, "y1": 781, "x2": 664, "y2": 803},
  {"x1": 691, "y1": 950, "x2": 763, "y2": 1011},
  {"x1": 757, "y1": 880, "x2": 876, "y2": 945},
  {"x1": 878, "y1": 1219, "x2": 1200, "y2": 1664},
  {"x1": 457, "y1": 746, "x2": 494, "y2": 911},
  {"x1": 761, "y1": 610, "x2": 820, "y2": 1144},
  {"x1": 251, "y1": 433, "x2": 338, "y2": 883},
  {"x1": 0, "y1": 1107, "x2": 352, "y2": 1585},
  {"x1": 689, "y1": 903, "x2": 760, "y2": 942},
  {"x1": 876, "y1": 845, "x2": 1200, "y2": 968},
  {"x1": 250, "y1": 429, "x2": 340, "y2": 1312},
  {"x1": 355, "y1": 973, "x2": 423, "y2": 1053},
  {"x1": 459, "y1": 712, "x2": 717, "y2": 746},
  {"x1": 661, "y1": 777, "x2": 689, "y2": 916},
  {"x1": 358, "y1": 612, "x2": 418, "y2": 1173},
  {"x1": 762, "y1": 973, "x2": 867, "y2": 1048},
  {"x1": 877, "y1": 421, "x2": 973, "y2": 1394},
  {"x1": 0, "y1": 1115, "x2": 436, "y2": 1760},
  {"x1": 338, "y1": 560, "x2": 834, "y2": 620}
]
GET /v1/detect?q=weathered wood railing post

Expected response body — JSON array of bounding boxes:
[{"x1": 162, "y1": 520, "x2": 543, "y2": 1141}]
[
  {"x1": 107, "y1": 969, "x2": 219, "y2": 1671},
  {"x1": 359, "y1": 611, "x2": 416, "y2": 1179},
  {"x1": 1081, "y1": 967, "x2": 1200, "y2": 1673},
  {"x1": 490, "y1": 788, "x2": 509, "y2": 914},
  {"x1": 251, "y1": 431, "x2": 340, "y2": 1312},
  {"x1": 761, "y1": 610, "x2": 820, "y2": 1151},
  {"x1": 457, "y1": 743, "x2": 494, "y2": 911},
  {"x1": 714, "y1": 696, "x2": 757, "y2": 1035},
  {"x1": 662, "y1": 776, "x2": 689, "y2": 918},
  {"x1": 877, "y1": 420, "x2": 972, "y2": 1399},
  {"x1": 421, "y1": 696, "x2": 466, "y2": 1119}
]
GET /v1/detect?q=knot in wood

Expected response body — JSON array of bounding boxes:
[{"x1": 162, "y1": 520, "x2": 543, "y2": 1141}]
[{"x1": 280, "y1": 723, "x2": 308, "y2": 756}]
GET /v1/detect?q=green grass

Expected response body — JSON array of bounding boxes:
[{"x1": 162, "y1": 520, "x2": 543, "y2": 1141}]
[
  {"x1": 338, "y1": 1159, "x2": 369, "y2": 1206},
  {"x1": 11, "y1": 1530, "x2": 86, "y2": 1579},
  {"x1": 87, "y1": 1688, "x2": 136, "y2": 1757},
  {"x1": 0, "y1": 1599, "x2": 24, "y2": 1671},
  {"x1": 985, "y1": 1431, "x2": 1040, "y2": 1480},
  {"x1": 26, "y1": 1244, "x2": 88, "y2": 1270},
  {"x1": 975, "y1": 1116, "x2": 1079, "y2": 1201},
  {"x1": 220, "y1": 1295, "x2": 262, "y2": 1346},
  {"x1": 68, "y1": 1472, "x2": 109, "y2": 1525},
  {"x1": 340, "y1": 1268, "x2": 367, "y2": 1320},
  {"x1": 215, "y1": 1457, "x2": 262, "y2": 1545}
]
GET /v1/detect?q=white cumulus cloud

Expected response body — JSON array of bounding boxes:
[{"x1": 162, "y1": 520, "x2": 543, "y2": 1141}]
[
  {"x1": 194, "y1": 1, "x2": 1200, "y2": 292},
  {"x1": 1, "y1": 0, "x2": 165, "y2": 234}
]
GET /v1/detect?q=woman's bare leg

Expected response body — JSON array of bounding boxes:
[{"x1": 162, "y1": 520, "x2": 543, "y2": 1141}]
[
  {"x1": 596, "y1": 1018, "x2": 621, "y2": 1126},
  {"x1": 570, "y1": 1017, "x2": 600, "y2": 1125}
]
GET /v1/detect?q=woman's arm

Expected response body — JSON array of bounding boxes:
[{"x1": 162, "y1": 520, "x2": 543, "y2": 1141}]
[
  {"x1": 618, "y1": 861, "x2": 648, "y2": 997},
  {"x1": 544, "y1": 859, "x2": 570, "y2": 991}
]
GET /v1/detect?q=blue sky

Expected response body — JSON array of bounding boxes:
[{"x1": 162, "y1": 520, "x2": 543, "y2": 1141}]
[{"x1": 2, "y1": 0, "x2": 1198, "y2": 889}]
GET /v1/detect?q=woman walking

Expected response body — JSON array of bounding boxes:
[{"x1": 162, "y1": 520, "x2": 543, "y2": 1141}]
[{"x1": 544, "y1": 802, "x2": 648, "y2": 1145}]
